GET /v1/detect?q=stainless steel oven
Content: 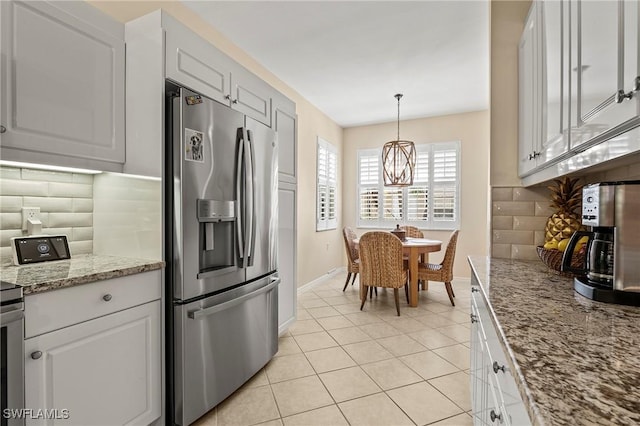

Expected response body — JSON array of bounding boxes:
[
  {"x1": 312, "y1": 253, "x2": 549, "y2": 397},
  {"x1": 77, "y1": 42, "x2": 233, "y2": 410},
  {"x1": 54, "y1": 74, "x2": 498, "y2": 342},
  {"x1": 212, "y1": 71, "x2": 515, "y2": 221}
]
[{"x1": 1, "y1": 283, "x2": 24, "y2": 426}]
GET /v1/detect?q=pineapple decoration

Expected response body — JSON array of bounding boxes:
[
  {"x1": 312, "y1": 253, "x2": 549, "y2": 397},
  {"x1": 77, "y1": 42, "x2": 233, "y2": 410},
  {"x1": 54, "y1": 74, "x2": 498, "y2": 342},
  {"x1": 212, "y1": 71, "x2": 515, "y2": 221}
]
[{"x1": 543, "y1": 176, "x2": 585, "y2": 250}]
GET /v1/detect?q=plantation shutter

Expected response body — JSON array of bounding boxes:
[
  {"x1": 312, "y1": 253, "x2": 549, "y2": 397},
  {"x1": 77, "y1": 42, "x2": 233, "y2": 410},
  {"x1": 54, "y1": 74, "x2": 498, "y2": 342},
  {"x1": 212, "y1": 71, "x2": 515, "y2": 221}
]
[
  {"x1": 356, "y1": 141, "x2": 460, "y2": 229},
  {"x1": 358, "y1": 150, "x2": 380, "y2": 223},
  {"x1": 407, "y1": 149, "x2": 429, "y2": 221},
  {"x1": 432, "y1": 144, "x2": 458, "y2": 222},
  {"x1": 317, "y1": 138, "x2": 338, "y2": 230}
]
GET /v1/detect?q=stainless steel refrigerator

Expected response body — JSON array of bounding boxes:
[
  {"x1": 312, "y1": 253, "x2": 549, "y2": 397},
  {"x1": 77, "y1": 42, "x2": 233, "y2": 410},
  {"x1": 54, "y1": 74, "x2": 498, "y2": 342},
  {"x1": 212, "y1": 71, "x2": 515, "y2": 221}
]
[{"x1": 166, "y1": 86, "x2": 279, "y2": 425}]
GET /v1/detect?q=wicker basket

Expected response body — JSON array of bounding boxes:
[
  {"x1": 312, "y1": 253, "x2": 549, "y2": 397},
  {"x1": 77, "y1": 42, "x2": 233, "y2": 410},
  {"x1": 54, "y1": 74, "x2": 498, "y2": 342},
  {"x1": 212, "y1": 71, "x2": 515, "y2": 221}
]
[{"x1": 536, "y1": 246, "x2": 584, "y2": 277}]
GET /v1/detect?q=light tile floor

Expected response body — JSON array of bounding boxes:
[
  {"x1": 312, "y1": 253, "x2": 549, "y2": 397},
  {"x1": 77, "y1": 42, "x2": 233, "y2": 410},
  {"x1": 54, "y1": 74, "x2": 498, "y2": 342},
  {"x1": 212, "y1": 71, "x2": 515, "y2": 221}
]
[{"x1": 193, "y1": 274, "x2": 473, "y2": 426}]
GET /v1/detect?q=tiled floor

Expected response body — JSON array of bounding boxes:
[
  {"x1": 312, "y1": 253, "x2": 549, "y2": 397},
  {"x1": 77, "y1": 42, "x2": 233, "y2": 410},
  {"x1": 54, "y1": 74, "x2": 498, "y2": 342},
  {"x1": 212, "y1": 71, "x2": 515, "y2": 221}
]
[{"x1": 193, "y1": 274, "x2": 473, "y2": 426}]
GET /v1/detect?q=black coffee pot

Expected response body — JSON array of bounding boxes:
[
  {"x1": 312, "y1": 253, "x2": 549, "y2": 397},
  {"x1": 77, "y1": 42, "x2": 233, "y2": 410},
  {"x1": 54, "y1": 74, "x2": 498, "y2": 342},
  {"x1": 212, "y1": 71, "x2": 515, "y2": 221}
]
[{"x1": 561, "y1": 229, "x2": 614, "y2": 286}]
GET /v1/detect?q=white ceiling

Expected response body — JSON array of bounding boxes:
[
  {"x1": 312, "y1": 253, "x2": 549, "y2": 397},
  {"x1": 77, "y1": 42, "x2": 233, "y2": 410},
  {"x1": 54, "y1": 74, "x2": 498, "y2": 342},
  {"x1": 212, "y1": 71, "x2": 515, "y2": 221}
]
[{"x1": 181, "y1": 1, "x2": 490, "y2": 128}]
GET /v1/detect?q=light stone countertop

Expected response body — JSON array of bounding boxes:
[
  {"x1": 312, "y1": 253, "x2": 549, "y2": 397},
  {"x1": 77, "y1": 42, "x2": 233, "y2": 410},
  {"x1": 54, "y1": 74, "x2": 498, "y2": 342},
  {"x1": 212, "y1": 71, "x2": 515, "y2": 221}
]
[
  {"x1": 468, "y1": 256, "x2": 640, "y2": 426},
  {"x1": 0, "y1": 254, "x2": 164, "y2": 295}
]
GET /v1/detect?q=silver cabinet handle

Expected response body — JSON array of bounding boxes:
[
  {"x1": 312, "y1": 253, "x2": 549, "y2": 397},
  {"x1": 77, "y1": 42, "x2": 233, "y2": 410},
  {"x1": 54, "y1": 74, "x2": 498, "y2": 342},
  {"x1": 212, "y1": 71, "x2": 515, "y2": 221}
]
[
  {"x1": 470, "y1": 313, "x2": 478, "y2": 323},
  {"x1": 31, "y1": 351, "x2": 42, "y2": 360},
  {"x1": 102, "y1": 294, "x2": 112, "y2": 302},
  {"x1": 490, "y1": 409, "x2": 503, "y2": 423},
  {"x1": 616, "y1": 89, "x2": 634, "y2": 103},
  {"x1": 493, "y1": 361, "x2": 506, "y2": 374},
  {"x1": 0, "y1": 125, "x2": 6, "y2": 133}
]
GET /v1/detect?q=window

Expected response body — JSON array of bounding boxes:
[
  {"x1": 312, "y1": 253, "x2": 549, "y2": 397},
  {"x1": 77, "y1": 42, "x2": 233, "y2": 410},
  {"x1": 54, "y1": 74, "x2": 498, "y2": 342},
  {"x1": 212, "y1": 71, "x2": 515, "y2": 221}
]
[
  {"x1": 317, "y1": 137, "x2": 338, "y2": 231},
  {"x1": 357, "y1": 141, "x2": 460, "y2": 229}
]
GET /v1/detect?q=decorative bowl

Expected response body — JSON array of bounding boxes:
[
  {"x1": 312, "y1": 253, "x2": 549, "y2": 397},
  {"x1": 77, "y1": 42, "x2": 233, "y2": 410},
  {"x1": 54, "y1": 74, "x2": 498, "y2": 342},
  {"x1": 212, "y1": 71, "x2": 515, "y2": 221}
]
[{"x1": 536, "y1": 246, "x2": 584, "y2": 277}]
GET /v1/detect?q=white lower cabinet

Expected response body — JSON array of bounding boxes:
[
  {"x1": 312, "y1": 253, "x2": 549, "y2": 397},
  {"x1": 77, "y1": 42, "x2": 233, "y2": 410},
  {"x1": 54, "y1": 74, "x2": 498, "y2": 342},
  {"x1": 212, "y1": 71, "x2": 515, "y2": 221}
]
[
  {"x1": 24, "y1": 272, "x2": 162, "y2": 426},
  {"x1": 470, "y1": 274, "x2": 530, "y2": 426}
]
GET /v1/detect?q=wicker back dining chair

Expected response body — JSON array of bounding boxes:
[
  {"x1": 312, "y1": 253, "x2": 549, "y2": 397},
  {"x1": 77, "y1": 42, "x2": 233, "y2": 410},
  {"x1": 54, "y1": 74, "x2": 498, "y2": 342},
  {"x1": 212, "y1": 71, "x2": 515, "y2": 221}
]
[
  {"x1": 417, "y1": 230, "x2": 459, "y2": 306},
  {"x1": 342, "y1": 227, "x2": 360, "y2": 291},
  {"x1": 358, "y1": 231, "x2": 408, "y2": 316},
  {"x1": 400, "y1": 225, "x2": 423, "y2": 238}
]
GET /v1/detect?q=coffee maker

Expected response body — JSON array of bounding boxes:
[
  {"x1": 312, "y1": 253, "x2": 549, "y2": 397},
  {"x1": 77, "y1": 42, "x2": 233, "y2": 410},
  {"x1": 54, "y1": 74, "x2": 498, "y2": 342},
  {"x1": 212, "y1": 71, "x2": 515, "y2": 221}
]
[{"x1": 562, "y1": 181, "x2": 640, "y2": 306}]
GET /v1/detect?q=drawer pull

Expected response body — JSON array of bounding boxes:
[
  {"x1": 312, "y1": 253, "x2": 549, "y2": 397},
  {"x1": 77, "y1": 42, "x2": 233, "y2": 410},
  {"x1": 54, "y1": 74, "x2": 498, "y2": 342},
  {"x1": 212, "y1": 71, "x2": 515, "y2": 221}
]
[
  {"x1": 31, "y1": 351, "x2": 42, "y2": 360},
  {"x1": 470, "y1": 313, "x2": 478, "y2": 323},
  {"x1": 0, "y1": 125, "x2": 6, "y2": 133},
  {"x1": 493, "y1": 361, "x2": 506, "y2": 374},
  {"x1": 490, "y1": 409, "x2": 503, "y2": 423},
  {"x1": 102, "y1": 294, "x2": 113, "y2": 302},
  {"x1": 471, "y1": 287, "x2": 479, "y2": 293}
]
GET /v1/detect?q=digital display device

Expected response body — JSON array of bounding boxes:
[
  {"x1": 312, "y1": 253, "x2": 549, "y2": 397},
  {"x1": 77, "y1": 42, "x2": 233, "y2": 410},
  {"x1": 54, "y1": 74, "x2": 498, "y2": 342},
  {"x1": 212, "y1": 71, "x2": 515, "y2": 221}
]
[{"x1": 11, "y1": 235, "x2": 70, "y2": 265}]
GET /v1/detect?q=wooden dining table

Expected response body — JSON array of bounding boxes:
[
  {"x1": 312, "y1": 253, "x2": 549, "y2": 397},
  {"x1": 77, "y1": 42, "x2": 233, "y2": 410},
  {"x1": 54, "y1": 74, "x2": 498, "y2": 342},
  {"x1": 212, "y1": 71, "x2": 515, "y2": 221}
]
[{"x1": 354, "y1": 237, "x2": 442, "y2": 307}]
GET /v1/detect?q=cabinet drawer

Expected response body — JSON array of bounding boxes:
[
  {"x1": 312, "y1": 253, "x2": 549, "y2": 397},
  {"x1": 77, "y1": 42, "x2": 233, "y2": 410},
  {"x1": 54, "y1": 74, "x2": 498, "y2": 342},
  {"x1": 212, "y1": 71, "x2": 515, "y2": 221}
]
[{"x1": 25, "y1": 270, "x2": 161, "y2": 338}]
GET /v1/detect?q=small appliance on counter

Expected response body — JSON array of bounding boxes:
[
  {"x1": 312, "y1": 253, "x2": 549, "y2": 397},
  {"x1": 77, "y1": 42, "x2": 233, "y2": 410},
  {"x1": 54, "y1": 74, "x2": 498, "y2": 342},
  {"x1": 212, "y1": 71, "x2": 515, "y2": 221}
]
[
  {"x1": 10, "y1": 235, "x2": 70, "y2": 265},
  {"x1": 562, "y1": 181, "x2": 640, "y2": 306}
]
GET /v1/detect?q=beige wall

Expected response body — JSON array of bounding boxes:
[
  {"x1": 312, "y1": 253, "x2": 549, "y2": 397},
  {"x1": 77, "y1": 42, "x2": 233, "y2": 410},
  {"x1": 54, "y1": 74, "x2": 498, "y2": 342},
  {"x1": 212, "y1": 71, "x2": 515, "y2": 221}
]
[
  {"x1": 343, "y1": 111, "x2": 491, "y2": 278},
  {"x1": 89, "y1": 1, "x2": 345, "y2": 287},
  {"x1": 490, "y1": 0, "x2": 532, "y2": 187}
]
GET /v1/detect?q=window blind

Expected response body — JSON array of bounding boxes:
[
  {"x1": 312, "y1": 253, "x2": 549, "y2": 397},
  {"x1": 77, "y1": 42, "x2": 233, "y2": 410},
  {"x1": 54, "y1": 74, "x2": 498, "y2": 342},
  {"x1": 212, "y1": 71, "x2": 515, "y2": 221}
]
[
  {"x1": 317, "y1": 138, "x2": 338, "y2": 230},
  {"x1": 356, "y1": 142, "x2": 460, "y2": 229}
]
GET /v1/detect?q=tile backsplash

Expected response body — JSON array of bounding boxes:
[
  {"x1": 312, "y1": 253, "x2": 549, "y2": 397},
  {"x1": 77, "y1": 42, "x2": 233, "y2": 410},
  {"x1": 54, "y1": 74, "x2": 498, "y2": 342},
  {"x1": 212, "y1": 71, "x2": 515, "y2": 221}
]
[
  {"x1": 491, "y1": 186, "x2": 552, "y2": 261},
  {"x1": 492, "y1": 162, "x2": 640, "y2": 260},
  {"x1": 0, "y1": 165, "x2": 162, "y2": 263},
  {"x1": 0, "y1": 166, "x2": 94, "y2": 260}
]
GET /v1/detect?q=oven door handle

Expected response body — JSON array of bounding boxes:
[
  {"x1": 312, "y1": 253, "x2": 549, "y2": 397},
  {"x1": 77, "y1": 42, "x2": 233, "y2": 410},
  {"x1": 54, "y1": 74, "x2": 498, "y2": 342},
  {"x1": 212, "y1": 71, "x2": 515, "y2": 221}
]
[
  {"x1": 187, "y1": 277, "x2": 280, "y2": 320},
  {"x1": 0, "y1": 309, "x2": 24, "y2": 324}
]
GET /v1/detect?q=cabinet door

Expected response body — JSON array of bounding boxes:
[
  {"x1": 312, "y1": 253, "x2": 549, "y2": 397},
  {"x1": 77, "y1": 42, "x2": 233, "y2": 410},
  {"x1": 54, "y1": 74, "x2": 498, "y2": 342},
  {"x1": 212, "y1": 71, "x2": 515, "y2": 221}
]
[
  {"x1": 231, "y1": 66, "x2": 272, "y2": 127},
  {"x1": 25, "y1": 301, "x2": 161, "y2": 426},
  {"x1": 622, "y1": 0, "x2": 640, "y2": 115},
  {"x1": 0, "y1": 0, "x2": 125, "y2": 169},
  {"x1": 572, "y1": 0, "x2": 638, "y2": 148},
  {"x1": 519, "y1": 4, "x2": 541, "y2": 176},
  {"x1": 164, "y1": 16, "x2": 234, "y2": 106},
  {"x1": 540, "y1": 0, "x2": 570, "y2": 163},
  {"x1": 277, "y1": 182, "x2": 297, "y2": 334},
  {"x1": 273, "y1": 93, "x2": 297, "y2": 183},
  {"x1": 578, "y1": 0, "x2": 618, "y2": 121}
]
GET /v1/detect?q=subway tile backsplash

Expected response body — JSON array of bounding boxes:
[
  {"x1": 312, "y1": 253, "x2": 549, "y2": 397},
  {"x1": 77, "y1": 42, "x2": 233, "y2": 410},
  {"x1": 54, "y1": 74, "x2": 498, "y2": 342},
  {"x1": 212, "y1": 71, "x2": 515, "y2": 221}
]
[
  {"x1": 491, "y1": 163, "x2": 640, "y2": 261},
  {"x1": 0, "y1": 166, "x2": 162, "y2": 263},
  {"x1": 491, "y1": 185, "x2": 551, "y2": 261},
  {"x1": 0, "y1": 166, "x2": 94, "y2": 260}
]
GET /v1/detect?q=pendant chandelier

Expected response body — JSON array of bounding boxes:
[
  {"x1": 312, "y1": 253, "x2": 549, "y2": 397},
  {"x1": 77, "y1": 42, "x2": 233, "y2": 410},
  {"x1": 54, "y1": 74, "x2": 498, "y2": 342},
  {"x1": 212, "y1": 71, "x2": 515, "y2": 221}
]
[{"x1": 382, "y1": 94, "x2": 416, "y2": 187}]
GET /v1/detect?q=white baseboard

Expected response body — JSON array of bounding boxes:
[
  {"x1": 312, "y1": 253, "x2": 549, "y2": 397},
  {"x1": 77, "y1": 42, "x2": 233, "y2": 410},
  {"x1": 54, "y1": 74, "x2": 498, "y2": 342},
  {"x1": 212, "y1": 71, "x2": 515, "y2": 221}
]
[
  {"x1": 297, "y1": 267, "x2": 346, "y2": 295},
  {"x1": 278, "y1": 316, "x2": 296, "y2": 336}
]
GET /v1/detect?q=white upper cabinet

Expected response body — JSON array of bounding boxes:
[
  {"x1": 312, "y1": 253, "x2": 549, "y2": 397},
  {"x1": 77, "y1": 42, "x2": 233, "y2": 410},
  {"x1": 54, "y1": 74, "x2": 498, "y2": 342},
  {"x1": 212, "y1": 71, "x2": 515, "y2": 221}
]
[
  {"x1": 540, "y1": 0, "x2": 570, "y2": 162},
  {"x1": 164, "y1": 17, "x2": 235, "y2": 107},
  {"x1": 519, "y1": 3, "x2": 542, "y2": 176},
  {"x1": 519, "y1": 0, "x2": 640, "y2": 179},
  {"x1": 164, "y1": 14, "x2": 271, "y2": 126},
  {"x1": 0, "y1": 0, "x2": 125, "y2": 172},
  {"x1": 273, "y1": 91, "x2": 297, "y2": 183},
  {"x1": 571, "y1": 0, "x2": 639, "y2": 149}
]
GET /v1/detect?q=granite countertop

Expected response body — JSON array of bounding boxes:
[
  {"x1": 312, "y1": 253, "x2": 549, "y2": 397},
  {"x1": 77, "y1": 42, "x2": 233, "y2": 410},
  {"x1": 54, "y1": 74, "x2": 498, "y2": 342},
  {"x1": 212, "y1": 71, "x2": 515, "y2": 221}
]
[
  {"x1": 0, "y1": 254, "x2": 164, "y2": 295},
  {"x1": 468, "y1": 256, "x2": 640, "y2": 426}
]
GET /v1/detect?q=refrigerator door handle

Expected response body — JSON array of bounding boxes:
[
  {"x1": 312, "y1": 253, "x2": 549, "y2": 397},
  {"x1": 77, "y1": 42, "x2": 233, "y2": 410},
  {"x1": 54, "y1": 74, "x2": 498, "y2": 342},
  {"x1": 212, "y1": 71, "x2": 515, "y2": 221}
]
[
  {"x1": 235, "y1": 129, "x2": 245, "y2": 265},
  {"x1": 246, "y1": 129, "x2": 257, "y2": 266},
  {"x1": 187, "y1": 277, "x2": 280, "y2": 319}
]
